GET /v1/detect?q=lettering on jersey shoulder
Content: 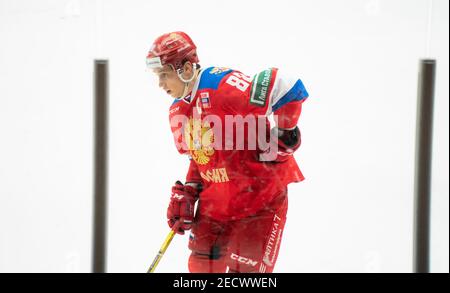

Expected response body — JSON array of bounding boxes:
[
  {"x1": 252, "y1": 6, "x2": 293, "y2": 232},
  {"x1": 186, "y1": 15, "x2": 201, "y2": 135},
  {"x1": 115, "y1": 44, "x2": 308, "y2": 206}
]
[
  {"x1": 250, "y1": 68, "x2": 273, "y2": 107},
  {"x1": 210, "y1": 67, "x2": 230, "y2": 75},
  {"x1": 200, "y1": 168, "x2": 230, "y2": 183}
]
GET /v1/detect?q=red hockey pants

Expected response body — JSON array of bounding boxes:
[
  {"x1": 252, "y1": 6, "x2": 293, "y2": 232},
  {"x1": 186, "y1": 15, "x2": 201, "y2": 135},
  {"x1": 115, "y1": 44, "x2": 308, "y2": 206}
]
[{"x1": 187, "y1": 188, "x2": 288, "y2": 273}]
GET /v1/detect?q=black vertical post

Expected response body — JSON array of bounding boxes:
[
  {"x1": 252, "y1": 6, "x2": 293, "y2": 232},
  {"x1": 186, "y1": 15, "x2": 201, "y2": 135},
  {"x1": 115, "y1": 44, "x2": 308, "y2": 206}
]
[
  {"x1": 93, "y1": 60, "x2": 109, "y2": 273},
  {"x1": 413, "y1": 59, "x2": 436, "y2": 273}
]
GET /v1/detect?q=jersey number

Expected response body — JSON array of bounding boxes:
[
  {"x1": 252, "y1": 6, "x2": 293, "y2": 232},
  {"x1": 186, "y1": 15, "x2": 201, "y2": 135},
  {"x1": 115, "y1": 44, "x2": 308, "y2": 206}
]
[{"x1": 225, "y1": 72, "x2": 252, "y2": 92}]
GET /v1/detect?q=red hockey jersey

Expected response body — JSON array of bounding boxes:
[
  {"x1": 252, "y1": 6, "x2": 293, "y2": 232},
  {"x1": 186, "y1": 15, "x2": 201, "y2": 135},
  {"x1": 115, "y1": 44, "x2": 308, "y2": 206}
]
[{"x1": 168, "y1": 66, "x2": 309, "y2": 221}]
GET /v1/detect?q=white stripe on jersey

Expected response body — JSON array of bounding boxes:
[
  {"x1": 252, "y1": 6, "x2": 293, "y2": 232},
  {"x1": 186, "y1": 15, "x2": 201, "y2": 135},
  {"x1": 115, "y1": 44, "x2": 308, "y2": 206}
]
[{"x1": 265, "y1": 68, "x2": 300, "y2": 116}]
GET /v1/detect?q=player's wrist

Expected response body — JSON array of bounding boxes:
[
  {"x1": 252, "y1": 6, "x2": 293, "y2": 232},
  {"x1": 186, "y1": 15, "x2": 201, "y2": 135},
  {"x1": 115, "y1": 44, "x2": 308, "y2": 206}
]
[
  {"x1": 185, "y1": 181, "x2": 202, "y2": 197},
  {"x1": 272, "y1": 126, "x2": 301, "y2": 149}
]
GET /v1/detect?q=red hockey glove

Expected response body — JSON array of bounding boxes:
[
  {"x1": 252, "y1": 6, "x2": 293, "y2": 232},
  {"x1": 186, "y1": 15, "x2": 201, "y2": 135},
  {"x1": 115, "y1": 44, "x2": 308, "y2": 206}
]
[{"x1": 167, "y1": 181, "x2": 197, "y2": 235}]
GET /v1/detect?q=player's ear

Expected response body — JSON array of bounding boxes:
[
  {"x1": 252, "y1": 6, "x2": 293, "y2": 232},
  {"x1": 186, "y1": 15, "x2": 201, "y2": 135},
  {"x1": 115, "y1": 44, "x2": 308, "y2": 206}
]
[{"x1": 183, "y1": 61, "x2": 193, "y2": 74}]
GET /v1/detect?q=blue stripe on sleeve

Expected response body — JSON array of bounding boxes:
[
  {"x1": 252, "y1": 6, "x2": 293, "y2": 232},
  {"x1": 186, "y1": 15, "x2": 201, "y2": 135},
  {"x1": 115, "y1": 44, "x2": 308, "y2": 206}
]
[{"x1": 271, "y1": 79, "x2": 309, "y2": 112}]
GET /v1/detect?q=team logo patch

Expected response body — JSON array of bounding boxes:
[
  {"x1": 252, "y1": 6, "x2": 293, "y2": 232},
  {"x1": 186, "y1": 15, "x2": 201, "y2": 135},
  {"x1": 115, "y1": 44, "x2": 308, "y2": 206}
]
[
  {"x1": 210, "y1": 67, "x2": 230, "y2": 75},
  {"x1": 250, "y1": 68, "x2": 272, "y2": 107}
]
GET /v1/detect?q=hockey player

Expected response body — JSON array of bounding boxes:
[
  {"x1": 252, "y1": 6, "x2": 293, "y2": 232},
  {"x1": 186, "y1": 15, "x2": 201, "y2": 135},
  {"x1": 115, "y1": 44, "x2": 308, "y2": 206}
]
[{"x1": 146, "y1": 31, "x2": 309, "y2": 273}]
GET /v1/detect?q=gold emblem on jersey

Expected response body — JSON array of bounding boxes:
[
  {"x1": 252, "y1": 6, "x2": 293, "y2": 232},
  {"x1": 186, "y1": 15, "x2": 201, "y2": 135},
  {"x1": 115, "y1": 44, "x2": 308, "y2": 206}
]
[
  {"x1": 210, "y1": 67, "x2": 230, "y2": 75},
  {"x1": 184, "y1": 118, "x2": 215, "y2": 165}
]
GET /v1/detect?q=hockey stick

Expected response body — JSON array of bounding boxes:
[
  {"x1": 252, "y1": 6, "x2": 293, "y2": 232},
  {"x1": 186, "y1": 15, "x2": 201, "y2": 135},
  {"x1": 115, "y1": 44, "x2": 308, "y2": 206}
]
[{"x1": 147, "y1": 221, "x2": 181, "y2": 273}]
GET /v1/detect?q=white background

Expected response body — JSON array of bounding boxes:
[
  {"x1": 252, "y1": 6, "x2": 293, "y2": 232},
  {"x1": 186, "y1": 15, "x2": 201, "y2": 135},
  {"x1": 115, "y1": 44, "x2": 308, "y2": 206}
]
[{"x1": 0, "y1": 0, "x2": 448, "y2": 273}]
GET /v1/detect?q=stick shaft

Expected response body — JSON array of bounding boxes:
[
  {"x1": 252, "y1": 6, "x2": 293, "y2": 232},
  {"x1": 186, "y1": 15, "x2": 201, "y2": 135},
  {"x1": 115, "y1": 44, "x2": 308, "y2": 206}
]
[{"x1": 147, "y1": 229, "x2": 176, "y2": 273}]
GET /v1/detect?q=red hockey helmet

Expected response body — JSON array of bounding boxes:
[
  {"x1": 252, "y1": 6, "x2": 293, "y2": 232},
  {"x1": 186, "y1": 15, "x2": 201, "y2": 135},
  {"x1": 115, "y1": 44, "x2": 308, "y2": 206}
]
[{"x1": 146, "y1": 31, "x2": 199, "y2": 71}]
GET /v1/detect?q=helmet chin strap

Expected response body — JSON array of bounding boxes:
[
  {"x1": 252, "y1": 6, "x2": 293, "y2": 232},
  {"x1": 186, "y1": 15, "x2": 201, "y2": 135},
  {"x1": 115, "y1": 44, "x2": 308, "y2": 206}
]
[{"x1": 177, "y1": 63, "x2": 199, "y2": 98}]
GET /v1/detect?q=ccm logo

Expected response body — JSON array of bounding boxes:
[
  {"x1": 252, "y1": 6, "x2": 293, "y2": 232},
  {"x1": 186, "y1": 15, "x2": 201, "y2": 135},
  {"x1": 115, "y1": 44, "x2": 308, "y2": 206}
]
[
  {"x1": 171, "y1": 193, "x2": 184, "y2": 200},
  {"x1": 230, "y1": 253, "x2": 258, "y2": 267},
  {"x1": 169, "y1": 106, "x2": 180, "y2": 114}
]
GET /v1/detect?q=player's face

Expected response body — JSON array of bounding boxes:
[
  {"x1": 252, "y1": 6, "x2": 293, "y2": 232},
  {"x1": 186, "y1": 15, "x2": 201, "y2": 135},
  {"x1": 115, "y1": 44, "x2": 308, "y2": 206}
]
[{"x1": 153, "y1": 65, "x2": 184, "y2": 98}]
